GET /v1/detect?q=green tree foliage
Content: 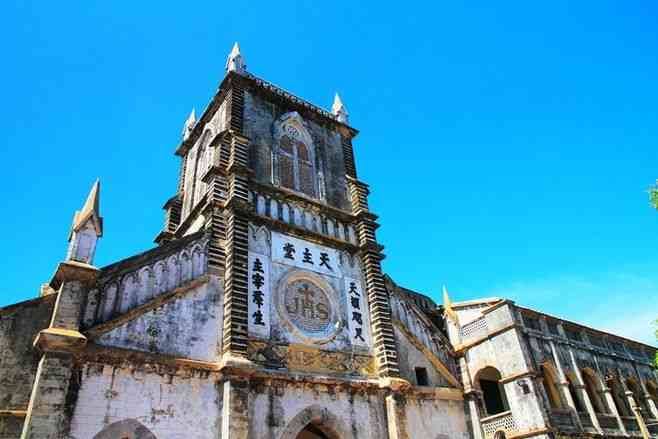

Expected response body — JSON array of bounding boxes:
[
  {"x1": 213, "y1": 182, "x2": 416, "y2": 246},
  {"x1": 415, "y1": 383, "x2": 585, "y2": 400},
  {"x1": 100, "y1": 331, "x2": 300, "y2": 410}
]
[
  {"x1": 651, "y1": 180, "x2": 658, "y2": 210},
  {"x1": 649, "y1": 180, "x2": 658, "y2": 367}
]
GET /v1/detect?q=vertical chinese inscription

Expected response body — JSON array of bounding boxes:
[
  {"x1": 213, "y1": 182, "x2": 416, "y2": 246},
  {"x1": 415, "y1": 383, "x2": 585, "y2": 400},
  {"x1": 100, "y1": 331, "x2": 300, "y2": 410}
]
[
  {"x1": 345, "y1": 277, "x2": 369, "y2": 347},
  {"x1": 248, "y1": 252, "x2": 270, "y2": 338}
]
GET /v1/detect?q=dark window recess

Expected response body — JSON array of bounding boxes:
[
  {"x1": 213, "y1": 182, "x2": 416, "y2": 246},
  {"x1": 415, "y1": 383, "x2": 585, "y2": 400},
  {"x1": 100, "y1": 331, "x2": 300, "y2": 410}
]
[
  {"x1": 522, "y1": 314, "x2": 541, "y2": 331},
  {"x1": 565, "y1": 328, "x2": 582, "y2": 342},
  {"x1": 481, "y1": 379, "x2": 507, "y2": 415},
  {"x1": 415, "y1": 367, "x2": 429, "y2": 386},
  {"x1": 547, "y1": 321, "x2": 559, "y2": 336}
]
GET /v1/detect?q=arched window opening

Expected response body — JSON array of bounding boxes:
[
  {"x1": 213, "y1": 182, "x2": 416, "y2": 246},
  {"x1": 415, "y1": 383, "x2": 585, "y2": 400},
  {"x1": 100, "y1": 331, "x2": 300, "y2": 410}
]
[
  {"x1": 540, "y1": 364, "x2": 563, "y2": 409},
  {"x1": 581, "y1": 369, "x2": 607, "y2": 414},
  {"x1": 493, "y1": 431, "x2": 507, "y2": 439},
  {"x1": 566, "y1": 375, "x2": 584, "y2": 412},
  {"x1": 274, "y1": 114, "x2": 317, "y2": 198},
  {"x1": 627, "y1": 377, "x2": 650, "y2": 415},
  {"x1": 296, "y1": 424, "x2": 332, "y2": 439},
  {"x1": 607, "y1": 376, "x2": 631, "y2": 417},
  {"x1": 478, "y1": 367, "x2": 509, "y2": 416}
]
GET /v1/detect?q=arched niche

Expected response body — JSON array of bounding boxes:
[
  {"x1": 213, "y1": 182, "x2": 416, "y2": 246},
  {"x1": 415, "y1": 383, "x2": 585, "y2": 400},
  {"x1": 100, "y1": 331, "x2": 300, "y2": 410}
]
[{"x1": 93, "y1": 419, "x2": 157, "y2": 439}]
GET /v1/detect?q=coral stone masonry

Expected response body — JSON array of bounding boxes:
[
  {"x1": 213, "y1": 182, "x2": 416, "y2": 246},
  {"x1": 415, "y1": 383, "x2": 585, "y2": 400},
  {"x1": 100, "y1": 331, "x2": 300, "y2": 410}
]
[{"x1": 1, "y1": 43, "x2": 656, "y2": 439}]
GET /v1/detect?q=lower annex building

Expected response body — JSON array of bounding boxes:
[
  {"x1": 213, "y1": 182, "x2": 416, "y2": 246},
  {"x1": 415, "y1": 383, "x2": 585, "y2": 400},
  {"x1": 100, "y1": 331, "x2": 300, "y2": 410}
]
[{"x1": 1, "y1": 44, "x2": 656, "y2": 439}]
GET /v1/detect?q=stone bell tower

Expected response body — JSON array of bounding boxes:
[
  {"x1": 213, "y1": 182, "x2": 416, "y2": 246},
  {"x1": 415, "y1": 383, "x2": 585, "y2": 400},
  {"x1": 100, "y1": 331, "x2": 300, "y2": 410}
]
[{"x1": 154, "y1": 43, "x2": 407, "y2": 437}]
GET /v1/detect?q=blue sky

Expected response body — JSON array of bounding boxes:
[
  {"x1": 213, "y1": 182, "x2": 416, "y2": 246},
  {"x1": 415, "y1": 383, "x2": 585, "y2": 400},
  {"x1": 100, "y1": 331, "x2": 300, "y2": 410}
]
[{"x1": 2, "y1": 2, "x2": 657, "y2": 344}]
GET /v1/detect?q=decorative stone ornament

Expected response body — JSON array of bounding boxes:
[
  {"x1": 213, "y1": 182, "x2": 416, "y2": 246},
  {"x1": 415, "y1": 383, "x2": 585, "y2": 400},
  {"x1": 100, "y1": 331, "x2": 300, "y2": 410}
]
[
  {"x1": 226, "y1": 42, "x2": 246, "y2": 74},
  {"x1": 66, "y1": 179, "x2": 102, "y2": 265},
  {"x1": 332, "y1": 93, "x2": 349, "y2": 124},
  {"x1": 182, "y1": 108, "x2": 196, "y2": 141},
  {"x1": 276, "y1": 269, "x2": 342, "y2": 345}
]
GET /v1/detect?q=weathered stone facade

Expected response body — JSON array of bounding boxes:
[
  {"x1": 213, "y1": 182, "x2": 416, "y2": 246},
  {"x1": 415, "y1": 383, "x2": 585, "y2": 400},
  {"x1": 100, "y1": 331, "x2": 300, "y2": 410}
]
[{"x1": 0, "y1": 44, "x2": 655, "y2": 439}]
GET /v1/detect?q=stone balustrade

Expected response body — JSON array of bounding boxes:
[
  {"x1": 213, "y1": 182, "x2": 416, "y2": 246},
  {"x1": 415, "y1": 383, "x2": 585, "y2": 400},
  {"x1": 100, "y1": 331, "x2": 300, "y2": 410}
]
[
  {"x1": 81, "y1": 232, "x2": 208, "y2": 328},
  {"x1": 460, "y1": 316, "x2": 488, "y2": 342},
  {"x1": 549, "y1": 409, "x2": 575, "y2": 429},
  {"x1": 480, "y1": 410, "x2": 518, "y2": 439},
  {"x1": 249, "y1": 189, "x2": 357, "y2": 245}
]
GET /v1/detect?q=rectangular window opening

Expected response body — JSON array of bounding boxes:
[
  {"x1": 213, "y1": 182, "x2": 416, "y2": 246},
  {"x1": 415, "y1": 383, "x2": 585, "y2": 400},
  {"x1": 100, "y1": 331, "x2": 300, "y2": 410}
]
[{"x1": 415, "y1": 367, "x2": 429, "y2": 386}]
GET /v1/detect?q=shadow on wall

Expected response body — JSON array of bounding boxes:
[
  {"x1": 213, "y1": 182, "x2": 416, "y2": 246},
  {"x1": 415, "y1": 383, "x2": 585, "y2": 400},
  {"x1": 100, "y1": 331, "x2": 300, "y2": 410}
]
[{"x1": 93, "y1": 419, "x2": 157, "y2": 439}]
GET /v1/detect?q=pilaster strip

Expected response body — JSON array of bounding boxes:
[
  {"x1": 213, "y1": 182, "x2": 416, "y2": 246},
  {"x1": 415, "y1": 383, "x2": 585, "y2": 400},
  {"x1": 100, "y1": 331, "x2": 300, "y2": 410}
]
[
  {"x1": 347, "y1": 177, "x2": 400, "y2": 378},
  {"x1": 341, "y1": 135, "x2": 357, "y2": 178},
  {"x1": 220, "y1": 83, "x2": 251, "y2": 358}
]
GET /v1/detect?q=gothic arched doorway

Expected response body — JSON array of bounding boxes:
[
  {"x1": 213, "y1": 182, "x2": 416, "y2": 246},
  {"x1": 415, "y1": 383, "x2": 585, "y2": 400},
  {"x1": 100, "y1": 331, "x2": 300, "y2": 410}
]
[
  {"x1": 297, "y1": 423, "x2": 332, "y2": 439},
  {"x1": 280, "y1": 405, "x2": 348, "y2": 439}
]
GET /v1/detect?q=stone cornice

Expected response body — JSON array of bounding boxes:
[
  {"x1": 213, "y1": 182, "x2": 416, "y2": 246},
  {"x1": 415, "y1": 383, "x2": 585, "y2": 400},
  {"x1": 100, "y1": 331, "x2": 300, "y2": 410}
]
[
  {"x1": 50, "y1": 260, "x2": 100, "y2": 289},
  {"x1": 79, "y1": 343, "x2": 221, "y2": 376},
  {"x1": 248, "y1": 215, "x2": 360, "y2": 254}
]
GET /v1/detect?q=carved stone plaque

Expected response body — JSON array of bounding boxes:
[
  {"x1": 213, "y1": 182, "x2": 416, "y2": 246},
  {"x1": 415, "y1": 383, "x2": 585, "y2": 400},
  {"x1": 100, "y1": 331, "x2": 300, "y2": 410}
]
[
  {"x1": 284, "y1": 279, "x2": 332, "y2": 334},
  {"x1": 276, "y1": 270, "x2": 340, "y2": 345}
]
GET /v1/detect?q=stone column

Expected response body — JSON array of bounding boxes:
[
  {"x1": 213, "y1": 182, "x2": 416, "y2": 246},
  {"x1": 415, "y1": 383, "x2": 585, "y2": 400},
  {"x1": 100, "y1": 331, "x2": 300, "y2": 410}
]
[
  {"x1": 567, "y1": 348, "x2": 602, "y2": 433},
  {"x1": 465, "y1": 391, "x2": 484, "y2": 439},
  {"x1": 592, "y1": 356, "x2": 627, "y2": 435},
  {"x1": 385, "y1": 393, "x2": 409, "y2": 439},
  {"x1": 221, "y1": 378, "x2": 250, "y2": 439},
  {"x1": 635, "y1": 374, "x2": 658, "y2": 421},
  {"x1": 600, "y1": 385, "x2": 628, "y2": 435},
  {"x1": 642, "y1": 393, "x2": 658, "y2": 421},
  {"x1": 20, "y1": 261, "x2": 97, "y2": 439},
  {"x1": 548, "y1": 341, "x2": 583, "y2": 430},
  {"x1": 621, "y1": 378, "x2": 650, "y2": 438}
]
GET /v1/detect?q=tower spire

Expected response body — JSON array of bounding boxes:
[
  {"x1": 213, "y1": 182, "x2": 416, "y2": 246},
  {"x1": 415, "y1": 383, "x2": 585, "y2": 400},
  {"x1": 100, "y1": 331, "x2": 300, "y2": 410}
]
[
  {"x1": 226, "y1": 42, "x2": 246, "y2": 74},
  {"x1": 332, "y1": 93, "x2": 349, "y2": 124},
  {"x1": 182, "y1": 108, "x2": 196, "y2": 141},
  {"x1": 66, "y1": 179, "x2": 103, "y2": 264}
]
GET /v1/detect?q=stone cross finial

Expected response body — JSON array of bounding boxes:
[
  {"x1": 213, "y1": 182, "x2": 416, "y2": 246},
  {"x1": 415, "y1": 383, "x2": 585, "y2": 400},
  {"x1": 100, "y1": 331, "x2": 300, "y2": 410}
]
[
  {"x1": 226, "y1": 42, "x2": 246, "y2": 74},
  {"x1": 182, "y1": 108, "x2": 196, "y2": 141},
  {"x1": 332, "y1": 93, "x2": 349, "y2": 124},
  {"x1": 66, "y1": 179, "x2": 103, "y2": 265}
]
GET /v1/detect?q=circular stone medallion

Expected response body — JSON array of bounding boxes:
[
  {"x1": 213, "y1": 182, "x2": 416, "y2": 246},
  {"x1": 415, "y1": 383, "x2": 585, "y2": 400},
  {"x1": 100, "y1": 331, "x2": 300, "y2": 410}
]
[{"x1": 283, "y1": 279, "x2": 333, "y2": 336}]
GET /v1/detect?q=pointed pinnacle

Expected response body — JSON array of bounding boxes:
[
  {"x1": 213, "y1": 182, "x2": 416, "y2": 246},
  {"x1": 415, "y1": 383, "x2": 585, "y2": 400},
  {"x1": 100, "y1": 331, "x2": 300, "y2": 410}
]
[
  {"x1": 332, "y1": 93, "x2": 346, "y2": 113},
  {"x1": 187, "y1": 108, "x2": 196, "y2": 124},
  {"x1": 81, "y1": 179, "x2": 100, "y2": 218},
  {"x1": 332, "y1": 93, "x2": 349, "y2": 124},
  {"x1": 226, "y1": 42, "x2": 246, "y2": 73},
  {"x1": 230, "y1": 42, "x2": 241, "y2": 57}
]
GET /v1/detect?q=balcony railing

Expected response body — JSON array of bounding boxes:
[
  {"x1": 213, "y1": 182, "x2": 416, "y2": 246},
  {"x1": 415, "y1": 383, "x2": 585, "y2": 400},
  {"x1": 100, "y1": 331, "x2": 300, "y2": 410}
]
[
  {"x1": 578, "y1": 412, "x2": 593, "y2": 428},
  {"x1": 596, "y1": 413, "x2": 619, "y2": 430},
  {"x1": 481, "y1": 411, "x2": 519, "y2": 439},
  {"x1": 549, "y1": 409, "x2": 575, "y2": 429},
  {"x1": 460, "y1": 316, "x2": 488, "y2": 342},
  {"x1": 622, "y1": 416, "x2": 640, "y2": 432}
]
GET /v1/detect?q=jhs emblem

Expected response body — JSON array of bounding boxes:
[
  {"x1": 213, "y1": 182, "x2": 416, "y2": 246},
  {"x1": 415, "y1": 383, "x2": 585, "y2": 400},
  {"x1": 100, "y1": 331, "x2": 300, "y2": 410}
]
[{"x1": 284, "y1": 281, "x2": 332, "y2": 333}]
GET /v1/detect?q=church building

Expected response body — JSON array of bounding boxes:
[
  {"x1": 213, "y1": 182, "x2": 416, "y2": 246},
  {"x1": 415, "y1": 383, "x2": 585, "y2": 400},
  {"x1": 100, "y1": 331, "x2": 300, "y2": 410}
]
[{"x1": 1, "y1": 43, "x2": 656, "y2": 439}]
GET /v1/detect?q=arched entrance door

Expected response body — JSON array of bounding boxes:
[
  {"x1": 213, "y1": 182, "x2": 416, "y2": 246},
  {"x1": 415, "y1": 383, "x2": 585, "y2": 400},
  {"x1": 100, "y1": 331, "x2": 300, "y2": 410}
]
[{"x1": 296, "y1": 423, "x2": 332, "y2": 439}]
